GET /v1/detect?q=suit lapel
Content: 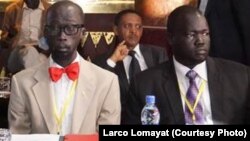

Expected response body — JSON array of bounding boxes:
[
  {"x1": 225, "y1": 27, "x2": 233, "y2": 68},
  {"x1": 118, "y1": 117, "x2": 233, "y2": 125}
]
[
  {"x1": 33, "y1": 61, "x2": 57, "y2": 133},
  {"x1": 71, "y1": 58, "x2": 96, "y2": 133},
  {"x1": 162, "y1": 61, "x2": 185, "y2": 124},
  {"x1": 140, "y1": 45, "x2": 154, "y2": 67},
  {"x1": 206, "y1": 57, "x2": 224, "y2": 123}
]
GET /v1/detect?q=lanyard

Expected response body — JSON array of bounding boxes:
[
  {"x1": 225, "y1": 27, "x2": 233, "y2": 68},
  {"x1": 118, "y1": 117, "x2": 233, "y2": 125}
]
[
  {"x1": 178, "y1": 79, "x2": 206, "y2": 114},
  {"x1": 53, "y1": 80, "x2": 77, "y2": 134}
]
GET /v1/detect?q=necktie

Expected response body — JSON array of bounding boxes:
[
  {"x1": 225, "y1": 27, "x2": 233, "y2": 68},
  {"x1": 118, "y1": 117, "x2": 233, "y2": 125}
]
[
  {"x1": 185, "y1": 70, "x2": 204, "y2": 124},
  {"x1": 129, "y1": 51, "x2": 141, "y2": 80},
  {"x1": 49, "y1": 62, "x2": 79, "y2": 82}
]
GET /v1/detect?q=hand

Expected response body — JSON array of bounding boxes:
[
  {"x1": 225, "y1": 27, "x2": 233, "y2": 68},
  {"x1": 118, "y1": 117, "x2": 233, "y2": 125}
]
[{"x1": 109, "y1": 40, "x2": 129, "y2": 63}]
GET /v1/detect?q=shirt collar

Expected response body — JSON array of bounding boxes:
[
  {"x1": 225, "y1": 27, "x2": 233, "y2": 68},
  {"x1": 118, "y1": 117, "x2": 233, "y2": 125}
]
[
  {"x1": 131, "y1": 44, "x2": 141, "y2": 57},
  {"x1": 173, "y1": 56, "x2": 208, "y2": 81}
]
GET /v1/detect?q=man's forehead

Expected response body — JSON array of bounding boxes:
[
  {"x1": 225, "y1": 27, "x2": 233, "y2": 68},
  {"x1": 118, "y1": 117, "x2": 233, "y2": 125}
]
[
  {"x1": 47, "y1": 10, "x2": 82, "y2": 22},
  {"x1": 120, "y1": 14, "x2": 142, "y2": 23}
]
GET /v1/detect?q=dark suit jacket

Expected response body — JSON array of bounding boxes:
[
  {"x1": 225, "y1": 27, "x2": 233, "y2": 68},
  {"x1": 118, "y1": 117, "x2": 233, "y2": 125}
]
[
  {"x1": 93, "y1": 44, "x2": 168, "y2": 122},
  {"x1": 205, "y1": 0, "x2": 250, "y2": 65},
  {"x1": 124, "y1": 57, "x2": 250, "y2": 124}
]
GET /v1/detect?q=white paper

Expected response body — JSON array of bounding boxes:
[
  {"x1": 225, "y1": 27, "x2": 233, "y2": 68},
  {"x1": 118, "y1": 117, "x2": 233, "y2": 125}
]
[{"x1": 11, "y1": 134, "x2": 60, "y2": 141}]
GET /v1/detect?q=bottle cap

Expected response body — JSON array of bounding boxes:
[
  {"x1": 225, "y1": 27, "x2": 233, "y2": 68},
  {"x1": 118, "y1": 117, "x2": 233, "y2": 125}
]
[{"x1": 146, "y1": 95, "x2": 155, "y2": 104}]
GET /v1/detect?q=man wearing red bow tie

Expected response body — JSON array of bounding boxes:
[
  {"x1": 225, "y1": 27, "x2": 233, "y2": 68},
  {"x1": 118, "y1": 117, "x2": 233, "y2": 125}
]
[{"x1": 8, "y1": 1, "x2": 121, "y2": 135}]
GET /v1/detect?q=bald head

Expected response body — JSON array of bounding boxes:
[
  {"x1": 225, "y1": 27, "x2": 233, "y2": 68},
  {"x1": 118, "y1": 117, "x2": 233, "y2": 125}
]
[
  {"x1": 167, "y1": 5, "x2": 204, "y2": 34},
  {"x1": 46, "y1": 1, "x2": 85, "y2": 25}
]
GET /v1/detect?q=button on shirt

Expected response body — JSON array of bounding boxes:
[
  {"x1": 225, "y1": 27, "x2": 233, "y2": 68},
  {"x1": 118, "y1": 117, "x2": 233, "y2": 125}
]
[
  {"x1": 173, "y1": 56, "x2": 213, "y2": 124},
  {"x1": 49, "y1": 53, "x2": 80, "y2": 135}
]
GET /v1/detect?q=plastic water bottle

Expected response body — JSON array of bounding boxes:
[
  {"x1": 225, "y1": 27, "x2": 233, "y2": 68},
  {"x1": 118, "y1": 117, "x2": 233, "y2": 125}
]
[{"x1": 141, "y1": 95, "x2": 160, "y2": 125}]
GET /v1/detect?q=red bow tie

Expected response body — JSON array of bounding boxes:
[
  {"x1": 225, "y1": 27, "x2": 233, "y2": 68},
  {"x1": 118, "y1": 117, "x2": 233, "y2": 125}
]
[{"x1": 49, "y1": 62, "x2": 79, "y2": 82}]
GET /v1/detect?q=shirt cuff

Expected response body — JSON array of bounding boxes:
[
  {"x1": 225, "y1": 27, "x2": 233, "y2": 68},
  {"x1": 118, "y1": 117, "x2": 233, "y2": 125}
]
[{"x1": 107, "y1": 58, "x2": 116, "y2": 68}]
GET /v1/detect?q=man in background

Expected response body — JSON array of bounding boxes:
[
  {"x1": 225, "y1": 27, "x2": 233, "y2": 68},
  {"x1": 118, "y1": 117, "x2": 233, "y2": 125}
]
[
  {"x1": 0, "y1": 0, "x2": 50, "y2": 74},
  {"x1": 93, "y1": 9, "x2": 168, "y2": 123}
]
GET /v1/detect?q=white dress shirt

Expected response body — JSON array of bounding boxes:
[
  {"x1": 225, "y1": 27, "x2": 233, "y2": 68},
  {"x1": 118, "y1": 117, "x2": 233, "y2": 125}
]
[
  {"x1": 49, "y1": 53, "x2": 80, "y2": 135},
  {"x1": 173, "y1": 56, "x2": 213, "y2": 124}
]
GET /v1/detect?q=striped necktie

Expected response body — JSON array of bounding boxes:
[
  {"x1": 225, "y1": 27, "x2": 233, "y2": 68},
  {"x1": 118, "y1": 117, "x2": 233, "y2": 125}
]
[{"x1": 184, "y1": 70, "x2": 204, "y2": 124}]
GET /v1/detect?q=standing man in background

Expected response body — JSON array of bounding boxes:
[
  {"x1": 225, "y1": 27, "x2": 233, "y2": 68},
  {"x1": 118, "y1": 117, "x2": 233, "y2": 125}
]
[
  {"x1": 93, "y1": 9, "x2": 168, "y2": 123},
  {"x1": 199, "y1": 0, "x2": 250, "y2": 65},
  {"x1": 0, "y1": 0, "x2": 50, "y2": 74},
  {"x1": 8, "y1": 1, "x2": 120, "y2": 134}
]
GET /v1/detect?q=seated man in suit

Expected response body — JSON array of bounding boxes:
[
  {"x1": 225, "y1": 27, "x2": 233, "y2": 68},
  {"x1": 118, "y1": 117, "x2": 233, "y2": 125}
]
[
  {"x1": 8, "y1": 1, "x2": 120, "y2": 134},
  {"x1": 0, "y1": 0, "x2": 50, "y2": 75},
  {"x1": 124, "y1": 5, "x2": 250, "y2": 125},
  {"x1": 93, "y1": 9, "x2": 168, "y2": 123}
]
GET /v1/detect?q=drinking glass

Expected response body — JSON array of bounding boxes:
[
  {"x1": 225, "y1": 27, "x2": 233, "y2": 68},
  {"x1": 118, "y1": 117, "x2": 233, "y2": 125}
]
[
  {"x1": 0, "y1": 128, "x2": 11, "y2": 141},
  {"x1": 0, "y1": 77, "x2": 11, "y2": 98}
]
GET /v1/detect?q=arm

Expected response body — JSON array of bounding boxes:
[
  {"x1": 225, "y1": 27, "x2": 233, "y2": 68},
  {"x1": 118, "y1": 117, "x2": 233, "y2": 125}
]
[
  {"x1": 8, "y1": 75, "x2": 31, "y2": 134},
  {"x1": 1, "y1": 5, "x2": 18, "y2": 49}
]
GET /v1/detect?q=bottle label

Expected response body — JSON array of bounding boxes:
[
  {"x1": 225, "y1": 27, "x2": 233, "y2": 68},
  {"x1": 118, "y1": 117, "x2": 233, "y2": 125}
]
[{"x1": 141, "y1": 107, "x2": 160, "y2": 125}]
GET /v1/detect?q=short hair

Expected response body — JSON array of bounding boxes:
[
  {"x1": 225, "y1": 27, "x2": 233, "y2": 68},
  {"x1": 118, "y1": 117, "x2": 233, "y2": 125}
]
[
  {"x1": 114, "y1": 9, "x2": 142, "y2": 26},
  {"x1": 46, "y1": 0, "x2": 85, "y2": 23},
  {"x1": 167, "y1": 5, "x2": 203, "y2": 33}
]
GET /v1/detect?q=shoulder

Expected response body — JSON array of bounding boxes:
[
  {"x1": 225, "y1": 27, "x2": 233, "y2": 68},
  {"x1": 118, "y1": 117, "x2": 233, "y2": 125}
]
[
  {"x1": 12, "y1": 61, "x2": 47, "y2": 82},
  {"x1": 208, "y1": 57, "x2": 250, "y2": 75},
  {"x1": 140, "y1": 44, "x2": 168, "y2": 58},
  {"x1": 5, "y1": 0, "x2": 23, "y2": 12},
  {"x1": 209, "y1": 57, "x2": 249, "y2": 70},
  {"x1": 140, "y1": 44, "x2": 166, "y2": 51}
]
